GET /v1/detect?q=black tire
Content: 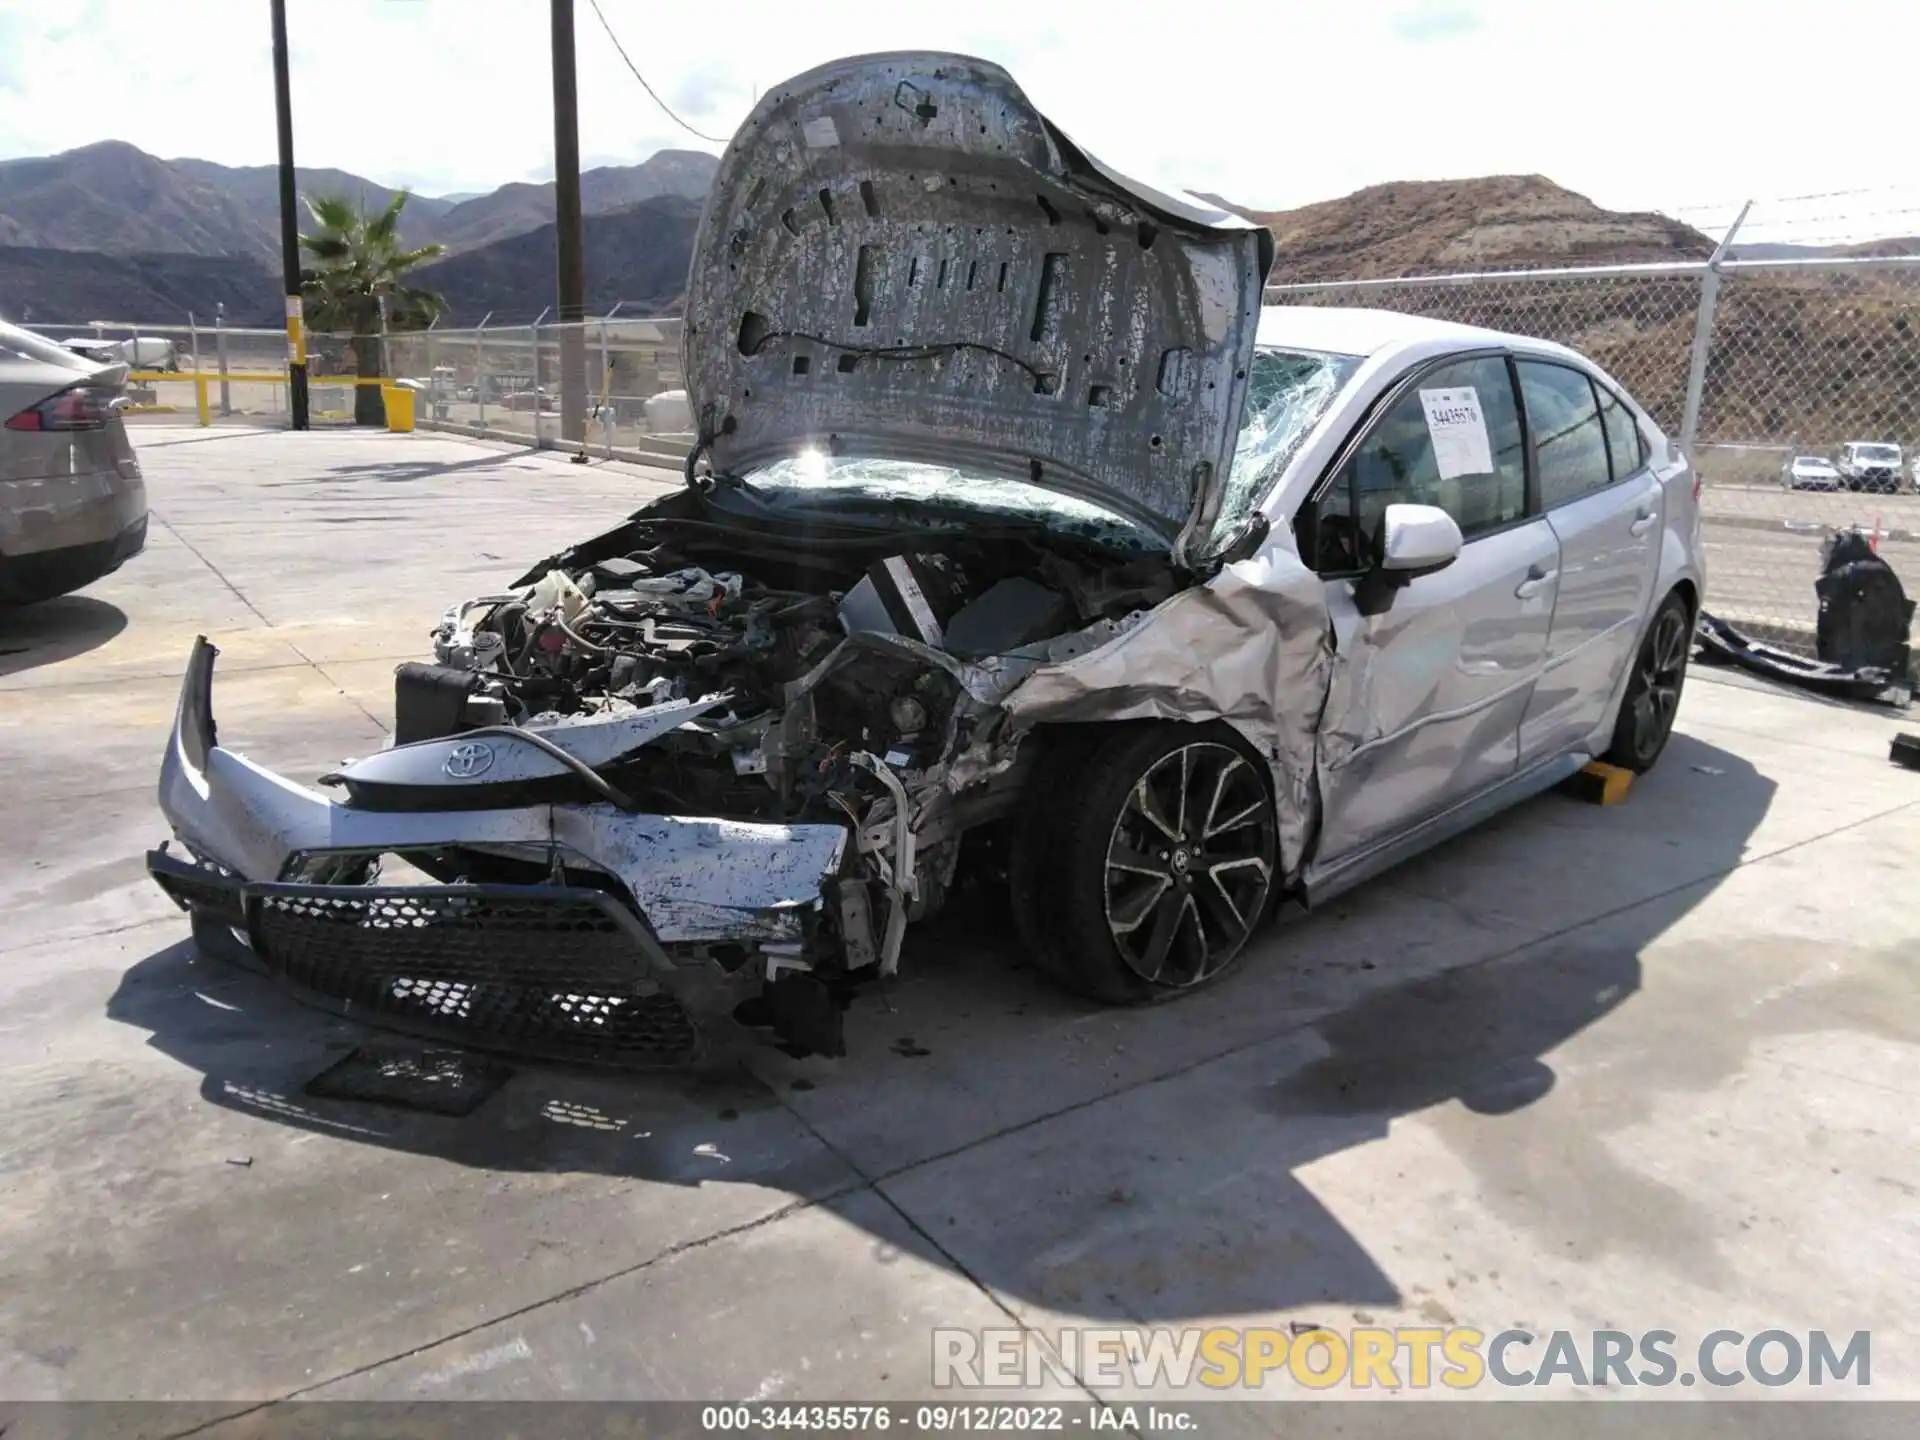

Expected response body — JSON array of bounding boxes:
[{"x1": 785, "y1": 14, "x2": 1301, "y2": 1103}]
[
  {"x1": 1605, "y1": 590, "x2": 1692, "y2": 773},
  {"x1": 1012, "y1": 724, "x2": 1278, "y2": 1005},
  {"x1": 1007, "y1": 730, "x2": 1095, "y2": 989}
]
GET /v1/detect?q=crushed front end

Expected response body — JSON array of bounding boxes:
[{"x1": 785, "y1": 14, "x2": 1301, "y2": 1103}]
[{"x1": 147, "y1": 491, "x2": 1173, "y2": 1062}]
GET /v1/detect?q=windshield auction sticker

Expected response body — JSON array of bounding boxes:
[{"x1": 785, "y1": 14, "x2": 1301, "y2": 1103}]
[{"x1": 1419, "y1": 386, "x2": 1493, "y2": 480}]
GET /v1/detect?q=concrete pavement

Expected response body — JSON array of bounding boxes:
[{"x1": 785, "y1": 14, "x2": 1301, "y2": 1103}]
[{"x1": 1, "y1": 427, "x2": 1916, "y2": 1420}]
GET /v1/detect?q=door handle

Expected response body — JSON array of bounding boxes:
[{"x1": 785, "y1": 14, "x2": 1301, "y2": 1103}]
[
  {"x1": 1515, "y1": 564, "x2": 1558, "y2": 600},
  {"x1": 1629, "y1": 509, "x2": 1657, "y2": 537}
]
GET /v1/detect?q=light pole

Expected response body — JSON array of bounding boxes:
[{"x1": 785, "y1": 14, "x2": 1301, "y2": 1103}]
[
  {"x1": 270, "y1": 0, "x2": 309, "y2": 430},
  {"x1": 552, "y1": 0, "x2": 589, "y2": 456}
]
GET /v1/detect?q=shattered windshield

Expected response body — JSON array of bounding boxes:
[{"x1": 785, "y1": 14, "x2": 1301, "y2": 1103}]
[
  {"x1": 1204, "y1": 346, "x2": 1362, "y2": 556},
  {"x1": 735, "y1": 453, "x2": 1158, "y2": 551}
]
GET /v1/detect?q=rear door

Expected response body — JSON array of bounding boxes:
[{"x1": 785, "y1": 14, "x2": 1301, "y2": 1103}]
[
  {"x1": 1515, "y1": 360, "x2": 1662, "y2": 762},
  {"x1": 1301, "y1": 352, "x2": 1562, "y2": 863}
]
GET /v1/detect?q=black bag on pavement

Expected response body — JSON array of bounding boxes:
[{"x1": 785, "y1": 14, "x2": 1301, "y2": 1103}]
[{"x1": 1816, "y1": 530, "x2": 1914, "y2": 678}]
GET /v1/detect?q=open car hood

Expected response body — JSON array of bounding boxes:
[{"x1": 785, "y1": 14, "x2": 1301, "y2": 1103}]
[{"x1": 682, "y1": 52, "x2": 1275, "y2": 558}]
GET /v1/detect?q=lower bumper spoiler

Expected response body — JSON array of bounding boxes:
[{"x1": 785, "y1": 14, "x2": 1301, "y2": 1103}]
[{"x1": 147, "y1": 846, "x2": 707, "y2": 1066}]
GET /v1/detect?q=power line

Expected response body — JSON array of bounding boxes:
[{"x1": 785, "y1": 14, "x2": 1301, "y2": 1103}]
[{"x1": 583, "y1": 0, "x2": 729, "y2": 145}]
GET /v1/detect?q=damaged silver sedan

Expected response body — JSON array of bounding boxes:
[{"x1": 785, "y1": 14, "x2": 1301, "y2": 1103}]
[{"x1": 147, "y1": 52, "x2": 1705, "y2": 1062}]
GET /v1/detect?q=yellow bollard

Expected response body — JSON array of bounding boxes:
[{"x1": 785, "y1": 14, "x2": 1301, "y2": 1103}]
[
  {"x1": 195, "y1": 375, "x2": 211, "y2": 427},
  {"x1": 382, "y1": 383, "x2": 416, "y2": 433}
]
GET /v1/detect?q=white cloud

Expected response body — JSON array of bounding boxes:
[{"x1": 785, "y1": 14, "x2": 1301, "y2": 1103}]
[{"x1": 0, "y1": 0, "x2": 1912, "y2": 238}]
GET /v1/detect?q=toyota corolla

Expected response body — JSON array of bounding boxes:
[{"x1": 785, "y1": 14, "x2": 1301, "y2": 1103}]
[{"x1": 146, "y1": 52, "x2": 1704, "y2": 1062}]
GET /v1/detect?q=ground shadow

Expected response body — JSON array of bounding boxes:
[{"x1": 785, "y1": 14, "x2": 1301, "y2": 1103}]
[
  {"x1": 129, "y1": 428, "x2": 282, "y2": 449},
  {"x1": 256, "y1": 455, "x2": 556, "y2": 487},
  {"x1": 106, "y1": 731, "x2": 1776, "y2": 1322},
  {"x1": 0, "y1": 595, "x2": 127, "y2": 677}
]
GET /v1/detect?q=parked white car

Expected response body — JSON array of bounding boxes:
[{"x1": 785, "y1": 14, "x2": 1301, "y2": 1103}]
[
  {"x1": 1782, "y1": 455, "x2": 1842, "y2": 490},
  {"x1": 1835, "y1": 441, "x2": 1904, "y2": 494}
]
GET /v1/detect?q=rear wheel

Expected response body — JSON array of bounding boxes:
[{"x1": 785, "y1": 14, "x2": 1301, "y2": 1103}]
[
  {"x1": 1605, "y1": 591, "x2": 1692, "y2": 773},
  {"x1": 1013, "y1": 726, "x2": 1277, "y2": 1004}
]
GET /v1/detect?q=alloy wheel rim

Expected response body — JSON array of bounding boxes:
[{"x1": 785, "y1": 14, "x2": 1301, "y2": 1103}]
[
  {"x1": 1632, "y1": 608, "x2": 1688, "y2": 760},
  {"x1": 1102, "y1": 742, "x2": 1275, "y2": 987}
]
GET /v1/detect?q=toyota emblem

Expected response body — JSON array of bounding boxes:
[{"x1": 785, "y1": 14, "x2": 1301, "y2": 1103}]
[{"x1": 442, "y1": 741, "x2": 495, "y2": 779}]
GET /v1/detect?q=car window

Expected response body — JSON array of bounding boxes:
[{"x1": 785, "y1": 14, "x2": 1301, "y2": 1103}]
[
  {"x1": 1517, "y1": 361, "x2": 1611, "y2": 508},
  {"x1": 1303, "y1": 354, "x2": 1526, "y2": 573},
  {"x1": 1597, "y1": 384, "x2": 1645, "y2": 480},
  {"x1": 1202, "y1": 347, "x2": 1361, "y2": 558}
]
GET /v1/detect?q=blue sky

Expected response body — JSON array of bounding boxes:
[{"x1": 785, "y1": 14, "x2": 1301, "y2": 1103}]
[{"x1": 0, "y1": 0, "x2": 1913, "y2": 240}]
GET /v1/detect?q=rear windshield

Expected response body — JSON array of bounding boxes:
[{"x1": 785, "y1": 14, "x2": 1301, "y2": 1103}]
[{"x1": 0, "y1": 319, "x2": 96, "y2": 373}]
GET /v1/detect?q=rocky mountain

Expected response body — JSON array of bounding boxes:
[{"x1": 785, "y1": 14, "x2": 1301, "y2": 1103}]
[
  {"x1": 1243, "y1": 175, "x2": 1717, "y2": 281},
  {"x1": 0, "y1": 247, "x2": 283, "y2": 327},
  {"x1": 0, "y1": 197, "x2": 704, "y2": 326},
  {"x1": 415, "y1": 195, "x2": 704, "y2": 324},
  {"x1": 0, "y1": 142, "x2": 279, "y2": 263},
  {"x1": 427, "y1": 151, "x2": 717, "y2": 252},
  {"x1": 167, "y1": 158, "x2": 457, "y2": 256},
  {"x1": 0, "y1": 140, "x2": 716, "y2": 269}
]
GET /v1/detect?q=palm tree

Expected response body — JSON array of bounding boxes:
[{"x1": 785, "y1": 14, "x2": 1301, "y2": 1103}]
[{"x1": 298, "y1": 191, "x2": 446, "y2": 425}]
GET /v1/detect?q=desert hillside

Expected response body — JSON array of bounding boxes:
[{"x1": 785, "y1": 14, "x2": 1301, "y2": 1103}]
[{"x1": 1223, "y1": 174, "x2": 1717, "y2": 281}]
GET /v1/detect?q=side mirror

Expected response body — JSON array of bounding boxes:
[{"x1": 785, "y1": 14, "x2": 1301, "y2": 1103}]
[
  {"x1": 1379, "y1": 503, "x2": 1463, "y2": 574},
  {"x1": 1354, "y1": 503, "x2": 1462, "y2": 616}
]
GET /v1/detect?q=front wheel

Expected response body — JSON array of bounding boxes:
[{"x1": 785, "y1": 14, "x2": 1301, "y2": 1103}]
[
  {"x1": 1011, "y1": 726, "x2": 1278, "y2": 1005},
  {"x1": 1605, "y1": 591, "x2": 1692, "y2": 773}
]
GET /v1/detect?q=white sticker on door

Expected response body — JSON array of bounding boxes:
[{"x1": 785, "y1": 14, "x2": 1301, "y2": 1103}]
[{"x1": 1419, "y1": 386, "x2": 1493, "y2": 480}]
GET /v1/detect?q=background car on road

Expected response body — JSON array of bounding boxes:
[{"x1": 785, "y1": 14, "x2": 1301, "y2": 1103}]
[
  {"x1": 1836, "y1": 441, "x2": 1904, "y2": 493},
  {"x1": 0, "y1": 319, "x2": 147, "y2": 605},
  {"x1": 1783, "y1": 455, "x2": 1842, "y2": 490}
]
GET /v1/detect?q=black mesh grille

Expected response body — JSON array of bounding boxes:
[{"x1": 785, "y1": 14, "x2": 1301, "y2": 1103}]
[{"x1": 247, "y1": 884, "x2": 702, "y2": 1066}]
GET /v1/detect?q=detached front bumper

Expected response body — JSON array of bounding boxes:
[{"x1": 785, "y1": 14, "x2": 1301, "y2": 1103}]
[{"x1": 149, "y1": 638, "x2": 850, "y2": 1065}]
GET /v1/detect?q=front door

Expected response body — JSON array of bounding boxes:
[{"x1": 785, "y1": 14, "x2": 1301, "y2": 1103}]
[
  {"x1": 1298, "y1": 352, "x2": 1562, "y2": 864},
  {"x1": 1514, "y1": 361, "x2": 1664, "y2": 761}
]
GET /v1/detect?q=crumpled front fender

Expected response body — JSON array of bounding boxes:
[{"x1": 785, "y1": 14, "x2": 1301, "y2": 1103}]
[{"x1": 1001, "y1": 544, "x2": 1333, "y2": 880}]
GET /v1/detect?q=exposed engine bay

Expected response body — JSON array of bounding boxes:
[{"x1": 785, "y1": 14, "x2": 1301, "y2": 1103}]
[{"x1": 387, "y1": 488, "x2": 1181, "y2": 1046}]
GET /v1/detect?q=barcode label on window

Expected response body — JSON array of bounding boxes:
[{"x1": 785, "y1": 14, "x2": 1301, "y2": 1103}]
[{"x1": 1420, "y1": 386, "x2": 1493, "y2": 480}]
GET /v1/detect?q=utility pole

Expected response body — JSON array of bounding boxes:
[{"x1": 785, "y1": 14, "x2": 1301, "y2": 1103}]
[
  {"x1": 551, "y1": 0, "x2": 589, "y2": 455},
  {"x1": 270, "y1": 0, "x2": 309, "y2": 430}
]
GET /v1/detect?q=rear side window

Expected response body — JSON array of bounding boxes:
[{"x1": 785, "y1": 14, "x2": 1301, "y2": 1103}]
[
  {"x1": 1517, "y1": 361, "x2": 1610, "y2": 508},
  {"x1": 1597, "y1": 385, "x2": 1646, "y2": 480}
]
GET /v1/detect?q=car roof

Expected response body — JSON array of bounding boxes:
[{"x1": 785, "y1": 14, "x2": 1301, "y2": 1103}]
[{"x1": 1257, "y1": 304, "x2": 1584, "y2": 364}]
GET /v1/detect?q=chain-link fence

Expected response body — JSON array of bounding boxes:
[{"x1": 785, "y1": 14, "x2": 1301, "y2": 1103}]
[
  {"x1": 386, "y1": 316, "x2": 690, "y2": 462},
  {"x1": 27, "y1": 319, "x2": 302, "y2": 425},
  {"x1": 1268, "y1": 255, "x2": 1920, "y2": 657},
  {"x1": 31, "y1": 246, "x2": 1918, "y2": 660}
]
